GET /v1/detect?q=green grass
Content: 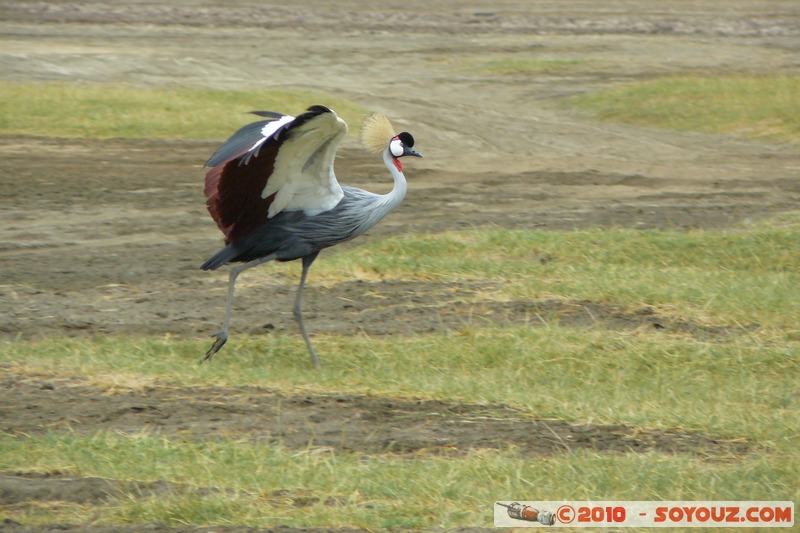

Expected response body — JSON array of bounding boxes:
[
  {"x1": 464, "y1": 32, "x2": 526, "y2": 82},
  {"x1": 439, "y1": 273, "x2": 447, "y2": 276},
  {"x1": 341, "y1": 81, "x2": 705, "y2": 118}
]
[
  {"x1": 0, "y1": 81, "x2": 367, "y2": 139},
  {"x1": 3, "y1": 218, "x2": 800, "y2": 528},
  {"x1": 314, "y1": 224, "x2": 800, "y2": 329},
  {"x1": 567, "y1": 74, "x2": 800, "y2": 143},
  {"x1": 1, "y1": 433, "x2": 792, "y2": 528},
  {"x1": 3, "y1": 327, "x2": 798, "y2": 442}
]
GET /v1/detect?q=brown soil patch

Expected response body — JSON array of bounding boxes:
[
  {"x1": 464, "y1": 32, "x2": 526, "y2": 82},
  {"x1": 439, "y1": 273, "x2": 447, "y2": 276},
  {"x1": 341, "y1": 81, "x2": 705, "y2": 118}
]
[
  {"x1": 2, "y1": 370, "x2": 748, "y2": 459},
  {"x1": 0, "y1": 1, "x2": 795, "y2": 530}
]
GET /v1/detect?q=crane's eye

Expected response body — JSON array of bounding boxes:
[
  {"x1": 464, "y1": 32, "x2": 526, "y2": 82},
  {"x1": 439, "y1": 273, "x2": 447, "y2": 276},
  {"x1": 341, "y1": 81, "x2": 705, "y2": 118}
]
[{"x1": 389, "y1": 138, "x2": 404, "y2": 157}]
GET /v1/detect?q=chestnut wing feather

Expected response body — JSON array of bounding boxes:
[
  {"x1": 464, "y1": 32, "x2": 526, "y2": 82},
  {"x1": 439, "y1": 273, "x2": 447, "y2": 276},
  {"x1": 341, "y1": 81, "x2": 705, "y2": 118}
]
[
  {"x1": 204, "y1": 113, "x2": 291, "y2": 244},
  {"x1": 204, "y1": 141, "x2": 280, "y2": 244}
]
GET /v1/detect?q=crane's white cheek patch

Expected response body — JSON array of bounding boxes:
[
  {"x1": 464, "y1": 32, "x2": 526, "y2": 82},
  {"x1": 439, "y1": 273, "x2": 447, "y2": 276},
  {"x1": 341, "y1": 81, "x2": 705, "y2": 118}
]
[{"x1": 390, "y1": 139, "x2": 403, "y2": 157}]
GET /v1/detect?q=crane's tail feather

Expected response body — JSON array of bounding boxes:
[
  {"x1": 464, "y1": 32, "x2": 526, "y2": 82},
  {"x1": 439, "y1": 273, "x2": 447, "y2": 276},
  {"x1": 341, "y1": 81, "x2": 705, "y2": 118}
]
[{"x1": 201, "y1": 245, "x2": 240, "y2": 271}]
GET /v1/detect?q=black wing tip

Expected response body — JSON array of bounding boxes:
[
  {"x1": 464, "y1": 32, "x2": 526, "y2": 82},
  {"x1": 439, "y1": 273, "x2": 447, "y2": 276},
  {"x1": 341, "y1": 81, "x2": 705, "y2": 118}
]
[
  {"x1": 252, "y1": 106, "x2": 330, "y2": 119},
  {"x1": 274, "y1": 105, "x2": 335, "y2": 143},
  {"x1": 306, "y1": 104, "x2": 333, "y2": 114}
]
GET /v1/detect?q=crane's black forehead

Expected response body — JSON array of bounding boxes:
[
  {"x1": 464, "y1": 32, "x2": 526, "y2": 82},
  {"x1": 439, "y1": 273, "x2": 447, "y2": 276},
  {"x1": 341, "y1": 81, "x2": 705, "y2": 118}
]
[{"x1": 397, "y1": 131, "x2": 415, "y2": 147}]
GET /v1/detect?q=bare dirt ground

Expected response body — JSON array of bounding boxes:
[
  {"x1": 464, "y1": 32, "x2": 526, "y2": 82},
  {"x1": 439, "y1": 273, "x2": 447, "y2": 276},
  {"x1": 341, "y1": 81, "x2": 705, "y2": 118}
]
[{"x1": 1, "y1": 1, "x2": 798, "y2": 530}]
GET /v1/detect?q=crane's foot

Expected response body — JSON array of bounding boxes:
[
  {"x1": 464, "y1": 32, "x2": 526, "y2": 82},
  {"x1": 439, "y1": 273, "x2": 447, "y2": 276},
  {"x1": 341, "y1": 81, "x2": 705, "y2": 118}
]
[{"x1": 202, "y1": 332, "x2": 228, "y2": 363}]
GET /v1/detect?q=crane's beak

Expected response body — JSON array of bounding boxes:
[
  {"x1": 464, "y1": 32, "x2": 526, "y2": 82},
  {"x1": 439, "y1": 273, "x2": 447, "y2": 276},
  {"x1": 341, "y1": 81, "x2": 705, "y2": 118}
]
[{"x1": 404, "y1": 146, "x2": 423, "y2": 158}]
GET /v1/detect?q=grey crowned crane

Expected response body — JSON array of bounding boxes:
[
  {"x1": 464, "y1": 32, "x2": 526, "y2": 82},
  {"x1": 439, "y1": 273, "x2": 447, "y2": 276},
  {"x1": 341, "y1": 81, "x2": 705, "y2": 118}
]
[{"x1": 201, "y1": 105, "x2": 422, "y2": 367}]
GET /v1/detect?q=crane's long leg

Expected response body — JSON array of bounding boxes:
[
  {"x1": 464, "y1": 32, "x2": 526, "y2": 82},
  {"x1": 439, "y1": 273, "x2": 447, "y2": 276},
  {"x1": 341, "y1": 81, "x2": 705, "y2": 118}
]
[
  {"x1": 202, "y1": 253, "x2": 277, "y2": 363},
  {"x1": 294, "y1": 252, "x2": 320, "y2": 369}
]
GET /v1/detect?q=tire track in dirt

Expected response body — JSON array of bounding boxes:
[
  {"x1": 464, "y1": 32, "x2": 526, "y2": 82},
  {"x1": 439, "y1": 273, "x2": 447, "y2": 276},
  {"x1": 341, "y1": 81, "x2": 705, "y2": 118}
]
[
  {"x1": 3, "y1": 370, "x2": 749, "y2": 459},
  {"x1": 1, "y1": 279, "x2": 756, "y2": 341},
  {"x1": 2, "y1": 1, "x2": 798, "y2": 36}
]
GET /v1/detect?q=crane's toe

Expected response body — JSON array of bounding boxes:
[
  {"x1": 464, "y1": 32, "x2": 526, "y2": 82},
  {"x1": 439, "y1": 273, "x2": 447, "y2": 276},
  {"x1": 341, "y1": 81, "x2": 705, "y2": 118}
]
[{"x1": 202, "y1": 332, "x2": 228, "y2": 363}]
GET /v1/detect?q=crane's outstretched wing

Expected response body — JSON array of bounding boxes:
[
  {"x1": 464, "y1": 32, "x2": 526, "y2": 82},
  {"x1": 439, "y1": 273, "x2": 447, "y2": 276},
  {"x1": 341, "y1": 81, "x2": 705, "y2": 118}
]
[{"x1": 204, "y1": 105, "x2": 347, "y2": 244}]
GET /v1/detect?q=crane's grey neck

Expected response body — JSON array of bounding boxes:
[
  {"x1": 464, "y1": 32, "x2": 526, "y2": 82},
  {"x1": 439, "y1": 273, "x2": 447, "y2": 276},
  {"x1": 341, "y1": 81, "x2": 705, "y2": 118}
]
[{"x1": 379, "y1": 147, "x2": 407, "y2": 211}]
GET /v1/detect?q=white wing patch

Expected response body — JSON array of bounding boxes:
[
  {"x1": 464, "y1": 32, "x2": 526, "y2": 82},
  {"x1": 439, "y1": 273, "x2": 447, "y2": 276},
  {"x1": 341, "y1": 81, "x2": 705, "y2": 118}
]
[
  {"x1": 247, "y1": 115, "x2": 295, "y2": 154},
  {"x1": 261, "y1": 110, "x2": 347, "y2": 218},
  {"x1": 260, "y1": 115, "x2": 295, "y2": 141}
]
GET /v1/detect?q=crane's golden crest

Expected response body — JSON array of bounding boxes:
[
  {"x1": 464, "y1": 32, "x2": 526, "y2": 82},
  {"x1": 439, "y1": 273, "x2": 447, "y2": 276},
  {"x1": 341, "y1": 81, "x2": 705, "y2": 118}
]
[{"x1": 361, "y1": 113, "x2": 396, "y2": 154}]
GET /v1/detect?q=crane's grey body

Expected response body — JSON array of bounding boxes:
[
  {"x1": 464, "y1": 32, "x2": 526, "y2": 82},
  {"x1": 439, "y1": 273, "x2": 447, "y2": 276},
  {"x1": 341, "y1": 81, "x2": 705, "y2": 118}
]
[
  {"x1": 201, "y1": 106, "x2": 420, "y2": 367},
  {"x1": 203, "y1": 185, "x2": 397, "y2": 270}
]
